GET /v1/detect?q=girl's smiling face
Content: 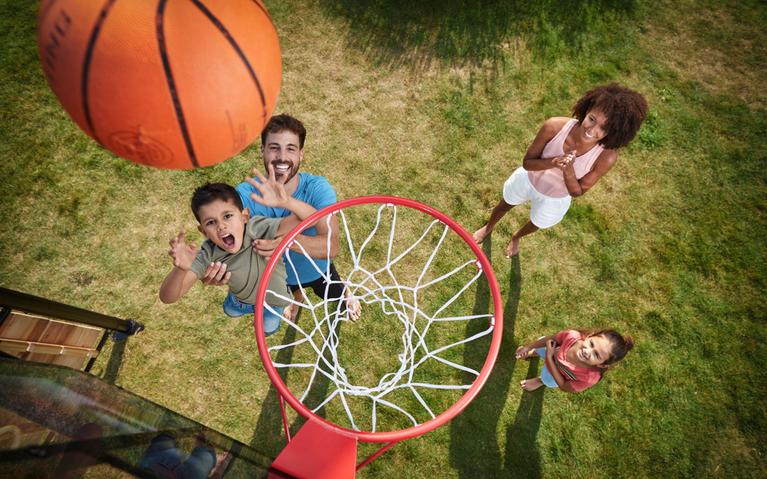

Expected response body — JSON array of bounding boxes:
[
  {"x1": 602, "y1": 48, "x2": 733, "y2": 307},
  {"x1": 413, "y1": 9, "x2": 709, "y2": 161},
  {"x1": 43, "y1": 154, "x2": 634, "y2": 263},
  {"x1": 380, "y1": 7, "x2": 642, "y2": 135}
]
[{"x1": 575, "y1": 334, "x2": 613, "y2": 367}]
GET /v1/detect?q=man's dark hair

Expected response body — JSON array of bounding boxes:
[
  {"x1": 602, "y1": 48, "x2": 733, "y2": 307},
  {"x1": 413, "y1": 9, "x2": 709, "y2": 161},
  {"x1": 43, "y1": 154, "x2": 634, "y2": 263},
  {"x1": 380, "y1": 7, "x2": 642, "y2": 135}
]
[
  {"x1": 261, "y1": 114, "x2": 307, "y2": 149},
  {"x1": 572, "y1": 83, "x2": 648, "y2": 150},
  {"x1": 190, "y1": 183, "x2": 243, "y2": 222}
]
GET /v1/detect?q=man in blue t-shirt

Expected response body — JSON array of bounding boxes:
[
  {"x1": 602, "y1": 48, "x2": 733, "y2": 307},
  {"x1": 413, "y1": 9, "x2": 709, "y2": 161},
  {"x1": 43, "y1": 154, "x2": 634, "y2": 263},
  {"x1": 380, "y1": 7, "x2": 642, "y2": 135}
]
[{"x1": 202, "y1": 114, "x2": 358, "y2": 320}]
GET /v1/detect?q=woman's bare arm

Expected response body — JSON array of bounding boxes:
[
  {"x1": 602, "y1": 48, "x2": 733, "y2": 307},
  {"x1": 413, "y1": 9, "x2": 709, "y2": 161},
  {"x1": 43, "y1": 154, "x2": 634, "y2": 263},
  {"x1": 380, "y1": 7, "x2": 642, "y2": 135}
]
[
  {"x1": 522, "y1": 118, "x2": 570, "y2": 171},
  {"x1": 560, "y1": 148, "x2": 618, "y2": 197}
]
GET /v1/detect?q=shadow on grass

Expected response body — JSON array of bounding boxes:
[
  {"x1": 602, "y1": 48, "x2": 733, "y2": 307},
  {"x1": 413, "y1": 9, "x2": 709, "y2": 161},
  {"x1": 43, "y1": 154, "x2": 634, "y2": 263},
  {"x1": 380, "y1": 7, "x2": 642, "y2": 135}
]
[
  {"x1": 249, "y1": 325, "x2": 298, "y2": 458},
  {"x1": 505, "y1": 358, "x2": 544, "y2": 476},
  {"x1": 317, "y1": 0, "x2": 636, "y2": 70},
  {"x1": 248, "y1": 308, "x2": 339, "y2": 458},
  {"x1": 101, "y1": 335, "x2": 127, "y2": 385},
  {"x1": 449, "y1": 235, "x2": 524, "y2": 477}
]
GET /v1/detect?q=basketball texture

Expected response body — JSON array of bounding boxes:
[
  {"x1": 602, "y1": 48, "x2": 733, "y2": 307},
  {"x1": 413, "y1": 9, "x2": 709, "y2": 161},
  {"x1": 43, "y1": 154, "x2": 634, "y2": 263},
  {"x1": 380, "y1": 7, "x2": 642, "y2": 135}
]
[{"x1": 37, "y1": 0, "x2": 282, "y2": 169}]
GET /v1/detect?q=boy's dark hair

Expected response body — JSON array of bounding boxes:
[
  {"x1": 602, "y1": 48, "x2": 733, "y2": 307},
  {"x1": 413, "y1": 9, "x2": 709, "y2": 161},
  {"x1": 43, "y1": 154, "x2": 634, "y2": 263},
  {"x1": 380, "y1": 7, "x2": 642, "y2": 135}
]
[
  {"x1": 572, "y1": 83, "x2": 648, "y2": 150},
  {"x1": 261, "y1": 114, "x2": 307, "y2": 149},
  {"x1": 190, "y1": 183, "x2": 243, "y2": 222}
]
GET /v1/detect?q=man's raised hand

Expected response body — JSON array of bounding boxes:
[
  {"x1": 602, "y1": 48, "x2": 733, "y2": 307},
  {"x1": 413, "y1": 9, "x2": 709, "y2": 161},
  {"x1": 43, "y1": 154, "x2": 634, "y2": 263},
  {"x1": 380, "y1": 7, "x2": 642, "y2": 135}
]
[{"x1": 247, "y1": 165, "x2": 290, "y2": 209}]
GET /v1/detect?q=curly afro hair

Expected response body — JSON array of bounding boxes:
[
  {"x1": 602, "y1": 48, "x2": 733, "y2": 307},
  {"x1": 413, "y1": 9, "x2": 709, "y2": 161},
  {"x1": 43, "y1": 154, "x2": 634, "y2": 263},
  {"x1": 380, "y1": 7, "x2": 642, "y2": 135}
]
[{"x1": 572, "y1": 83, "x2": 648, "y2": 150}]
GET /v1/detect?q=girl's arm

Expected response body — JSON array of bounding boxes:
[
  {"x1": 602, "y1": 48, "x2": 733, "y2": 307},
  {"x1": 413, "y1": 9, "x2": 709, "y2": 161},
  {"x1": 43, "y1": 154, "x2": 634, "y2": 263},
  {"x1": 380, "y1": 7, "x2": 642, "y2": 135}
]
[
  {"x1": 522, "y1": 118, "x2": 570, "y2": 171},
  {"x1": 543, "y1": 339, "x2": 577, "y2": 393},
  {"x1": 515, "y1": 334, "x2": 555, "y2": 358},
  {"x1": 559, "y1": 148, "x2": 617, "y2": 197}
]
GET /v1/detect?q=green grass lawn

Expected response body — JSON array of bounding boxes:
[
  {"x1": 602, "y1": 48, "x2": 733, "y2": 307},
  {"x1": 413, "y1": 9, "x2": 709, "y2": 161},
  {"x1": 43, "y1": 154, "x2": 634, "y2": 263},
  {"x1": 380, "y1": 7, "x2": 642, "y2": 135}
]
[{"x1": 1, "y1": 0, "x2": 766, "y2": 477}]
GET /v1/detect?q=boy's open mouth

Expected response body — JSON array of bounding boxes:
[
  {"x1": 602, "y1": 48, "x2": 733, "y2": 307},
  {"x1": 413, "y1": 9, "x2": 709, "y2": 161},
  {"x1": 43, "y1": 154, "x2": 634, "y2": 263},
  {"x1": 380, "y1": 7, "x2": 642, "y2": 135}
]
[{"x1": 221, "y1": 233, "x2": 235, "y2": 248}]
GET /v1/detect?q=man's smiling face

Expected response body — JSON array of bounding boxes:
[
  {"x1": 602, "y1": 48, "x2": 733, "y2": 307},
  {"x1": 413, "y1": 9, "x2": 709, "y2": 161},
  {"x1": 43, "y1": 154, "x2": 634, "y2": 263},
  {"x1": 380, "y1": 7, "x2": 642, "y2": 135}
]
[{"x1": 261, "y1": 129, "x2": 303, "y2": 185}]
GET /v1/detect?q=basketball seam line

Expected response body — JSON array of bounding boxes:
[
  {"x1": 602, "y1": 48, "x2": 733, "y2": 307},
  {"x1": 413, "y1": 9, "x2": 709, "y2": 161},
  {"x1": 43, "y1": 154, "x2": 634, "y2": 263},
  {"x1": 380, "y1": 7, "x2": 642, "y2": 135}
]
[
  {"x1": 191, "y1": 0, "x2": 269, "y2": 125},
  {"x1": 81, "y1": 0, "x2": 118, "y2": 145},
  {"x1": 156, "y1": 0, "x2": 199, "y2": 168},
  {"x1": 38, "y1": 0, "x2": 60, "y2": 27},
  {"x1": 249, "y1": 0, "x2": 274, "y2": 25}
]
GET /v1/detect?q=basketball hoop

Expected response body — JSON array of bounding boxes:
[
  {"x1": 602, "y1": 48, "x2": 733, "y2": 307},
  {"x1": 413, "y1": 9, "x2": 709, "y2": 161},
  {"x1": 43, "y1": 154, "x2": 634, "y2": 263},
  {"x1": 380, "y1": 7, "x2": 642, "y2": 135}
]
[{"x1": 254, "y1": 196, "x2": 503, "y2": 478}]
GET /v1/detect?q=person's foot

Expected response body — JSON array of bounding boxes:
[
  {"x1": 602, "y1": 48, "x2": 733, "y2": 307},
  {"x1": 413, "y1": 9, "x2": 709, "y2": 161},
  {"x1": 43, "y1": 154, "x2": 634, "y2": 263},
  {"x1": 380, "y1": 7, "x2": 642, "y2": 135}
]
[
  {"x1": 282, "y1": 304, "x2": 298, "y2": 322},
  {"x1": 345, "y1": 291, "x2": 361, "y2": 322},
  {"x1": 472, "y1": 225, "x2": 492, "y2": 244},
  {"x1": 290, "y1": 290, "x2": 306, "y2": 321},
  {"x1": 520, "y1": 377, "x2": 543, "y2": 391},
  {"x1": 505, "y1": 237, "x2": 520, "y2": 258}
]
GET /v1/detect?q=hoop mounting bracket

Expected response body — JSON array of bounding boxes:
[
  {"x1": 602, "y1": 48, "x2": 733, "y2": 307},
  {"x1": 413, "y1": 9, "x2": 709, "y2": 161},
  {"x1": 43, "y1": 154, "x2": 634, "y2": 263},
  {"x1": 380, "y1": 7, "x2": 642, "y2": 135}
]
[{"x1": 269, "y1": 419, "x2": 358, "y2": 478}]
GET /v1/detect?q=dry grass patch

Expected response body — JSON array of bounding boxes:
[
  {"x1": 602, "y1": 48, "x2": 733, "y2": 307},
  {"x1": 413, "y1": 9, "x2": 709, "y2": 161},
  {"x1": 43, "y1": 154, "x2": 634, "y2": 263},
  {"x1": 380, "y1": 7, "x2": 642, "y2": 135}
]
[{"x1": 639, "y1": 0, "x2": 767, "y2": 107}]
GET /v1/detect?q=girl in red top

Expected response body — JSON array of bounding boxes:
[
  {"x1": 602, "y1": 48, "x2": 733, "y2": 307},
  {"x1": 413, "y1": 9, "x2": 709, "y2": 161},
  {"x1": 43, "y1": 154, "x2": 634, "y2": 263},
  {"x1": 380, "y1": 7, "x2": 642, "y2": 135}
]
[{"x1": 515, "y1": 329, "x2": 633, "y2": 392}]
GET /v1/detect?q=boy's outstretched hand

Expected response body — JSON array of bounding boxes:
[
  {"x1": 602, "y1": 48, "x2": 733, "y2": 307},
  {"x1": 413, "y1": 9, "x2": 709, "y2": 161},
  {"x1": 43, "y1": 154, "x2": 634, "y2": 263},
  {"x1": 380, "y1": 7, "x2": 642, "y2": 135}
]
[
  {"x1": 168, "y1": 231, "x2": 197, "y2": 271},
  {"x1": 246, "y1": 165, "x2": 290, "y2": 209}
]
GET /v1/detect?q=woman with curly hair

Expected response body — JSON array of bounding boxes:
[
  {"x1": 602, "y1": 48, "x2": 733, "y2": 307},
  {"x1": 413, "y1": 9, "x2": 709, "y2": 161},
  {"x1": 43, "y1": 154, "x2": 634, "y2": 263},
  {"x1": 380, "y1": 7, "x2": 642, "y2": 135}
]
[{"x1": 473, "y1": 83, "x2": 648, "y2": 257}]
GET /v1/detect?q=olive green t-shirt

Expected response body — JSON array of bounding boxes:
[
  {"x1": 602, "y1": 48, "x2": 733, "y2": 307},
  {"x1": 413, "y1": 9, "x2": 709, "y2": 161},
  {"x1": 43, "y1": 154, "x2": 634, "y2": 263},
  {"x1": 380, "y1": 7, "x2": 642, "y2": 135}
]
[{"x1": 190, "y1": 216, "x2": 290, "y2": 308}]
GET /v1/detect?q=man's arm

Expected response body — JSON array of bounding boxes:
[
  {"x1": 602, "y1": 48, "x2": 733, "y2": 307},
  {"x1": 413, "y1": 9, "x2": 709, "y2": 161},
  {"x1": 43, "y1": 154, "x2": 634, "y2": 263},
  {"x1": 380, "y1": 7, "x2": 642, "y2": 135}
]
[
  {"x1": 256, "y1": 206, "x2": 339, "y2": 259},
  {"x1": 285, "y1": 213, "x2": 339, "y2": 258},
  {"x1": 247, "y1": 167, "x2": 339, "y2": 259}
]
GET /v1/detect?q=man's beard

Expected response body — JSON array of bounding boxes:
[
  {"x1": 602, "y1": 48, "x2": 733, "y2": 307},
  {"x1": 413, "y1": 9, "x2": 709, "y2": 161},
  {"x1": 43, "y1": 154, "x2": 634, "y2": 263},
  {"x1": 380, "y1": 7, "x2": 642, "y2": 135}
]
[{"x1": 269, "y1": 161, "x2": 298, "y2": 184}]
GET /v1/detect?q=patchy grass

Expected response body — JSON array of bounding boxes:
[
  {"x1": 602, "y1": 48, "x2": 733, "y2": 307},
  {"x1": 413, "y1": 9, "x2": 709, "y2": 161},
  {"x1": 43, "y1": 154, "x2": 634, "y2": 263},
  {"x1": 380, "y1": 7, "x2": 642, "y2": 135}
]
[{"x1": 1, "y1": 0, "x2": 766, "y2": 477}]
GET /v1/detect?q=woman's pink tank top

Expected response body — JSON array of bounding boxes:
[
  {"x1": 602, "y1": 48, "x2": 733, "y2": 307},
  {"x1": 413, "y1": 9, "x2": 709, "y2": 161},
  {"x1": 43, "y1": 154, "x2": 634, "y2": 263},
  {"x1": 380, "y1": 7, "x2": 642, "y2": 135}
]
[{"x1": 527, "y1": 119, "x2": 604, "y2": 198}]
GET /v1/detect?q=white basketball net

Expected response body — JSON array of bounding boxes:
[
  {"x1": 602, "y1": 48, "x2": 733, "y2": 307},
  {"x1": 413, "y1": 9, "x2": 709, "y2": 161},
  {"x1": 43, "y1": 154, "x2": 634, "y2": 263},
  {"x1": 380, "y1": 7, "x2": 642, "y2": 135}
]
[{"x1": 262, "y1": 203, "x2": 496, "y2": 433}]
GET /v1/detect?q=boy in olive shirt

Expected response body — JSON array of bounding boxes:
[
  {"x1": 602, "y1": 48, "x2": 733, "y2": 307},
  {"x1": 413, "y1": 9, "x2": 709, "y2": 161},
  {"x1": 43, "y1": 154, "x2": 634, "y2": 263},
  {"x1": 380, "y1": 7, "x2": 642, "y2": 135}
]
[{"x1": 159, "y1": 168, "x2": 323, "y2": 335}]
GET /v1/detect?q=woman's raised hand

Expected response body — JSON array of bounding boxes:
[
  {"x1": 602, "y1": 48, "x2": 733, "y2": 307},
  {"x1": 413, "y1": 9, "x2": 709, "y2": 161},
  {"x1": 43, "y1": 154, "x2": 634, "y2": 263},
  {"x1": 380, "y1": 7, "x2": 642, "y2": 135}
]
[
  {"x1": 554, "y1": 150, "x2": 576, "y2": 170},
  {"x1": 554, "y1": 150, "x2": 575, "y2": 170}
]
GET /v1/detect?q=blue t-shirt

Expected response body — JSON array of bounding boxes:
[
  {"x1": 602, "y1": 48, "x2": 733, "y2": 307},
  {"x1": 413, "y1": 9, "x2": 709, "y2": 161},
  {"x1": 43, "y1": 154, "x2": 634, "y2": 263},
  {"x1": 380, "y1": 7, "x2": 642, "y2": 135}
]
[{"x1": 236, "y1": 172, "x2": 336, "y2": 285}]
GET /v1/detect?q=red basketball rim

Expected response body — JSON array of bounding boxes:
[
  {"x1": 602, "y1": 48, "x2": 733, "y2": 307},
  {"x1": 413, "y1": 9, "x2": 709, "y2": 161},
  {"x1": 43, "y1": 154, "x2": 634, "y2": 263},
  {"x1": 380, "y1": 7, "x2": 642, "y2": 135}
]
[{"x1": 254, "y1": 195, "x2": 503, "y2": 443}]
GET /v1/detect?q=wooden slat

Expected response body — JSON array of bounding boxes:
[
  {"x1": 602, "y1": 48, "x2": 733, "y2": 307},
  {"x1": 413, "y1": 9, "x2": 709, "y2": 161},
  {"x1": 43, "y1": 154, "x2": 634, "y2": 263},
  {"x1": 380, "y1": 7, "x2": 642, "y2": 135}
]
[
  {"x1": 0, "y1": 311, "x2": 105, "y2": 370},
  {"x1": 1, "y1": 312, "x2": 102, "y2": 348},
  {"x1": 0, "y1": 338, "x2": 98, "y2": 358}
]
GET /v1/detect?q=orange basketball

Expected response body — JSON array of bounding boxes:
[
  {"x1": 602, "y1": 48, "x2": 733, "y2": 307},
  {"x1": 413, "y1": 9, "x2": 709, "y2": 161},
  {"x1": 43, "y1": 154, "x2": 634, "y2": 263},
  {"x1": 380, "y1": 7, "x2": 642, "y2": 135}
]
[{"x1": 37, "y1": 0, "x2": 281, "y2": 169}]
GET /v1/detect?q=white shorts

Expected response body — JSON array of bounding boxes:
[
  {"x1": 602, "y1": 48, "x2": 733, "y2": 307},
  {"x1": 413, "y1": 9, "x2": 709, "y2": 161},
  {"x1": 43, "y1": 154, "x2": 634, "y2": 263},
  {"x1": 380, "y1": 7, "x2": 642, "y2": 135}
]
[{"x1": 502, "y1": 167, "x2": 571, "y2": 229}]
